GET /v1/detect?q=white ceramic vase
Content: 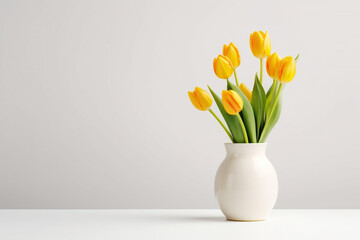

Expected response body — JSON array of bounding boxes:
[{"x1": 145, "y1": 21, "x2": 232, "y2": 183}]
[{"x1": 214, "y1": 143, "x2": 278, "y2": 221}]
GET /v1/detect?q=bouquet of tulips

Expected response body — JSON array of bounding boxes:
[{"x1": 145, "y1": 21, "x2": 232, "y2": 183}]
[{"x1": 188, "y1": 31, "x2": 298, "y2": 143}]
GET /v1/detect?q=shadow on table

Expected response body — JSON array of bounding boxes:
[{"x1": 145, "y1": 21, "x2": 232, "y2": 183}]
[
  {"x1": 87, "y1": 211, "x2": 228, "y2": 223},
  {"x1": 173, "y1": 216, "x2": 226, "y2": 222}
]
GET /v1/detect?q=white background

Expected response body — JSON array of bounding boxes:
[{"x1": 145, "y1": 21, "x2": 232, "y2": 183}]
[{"x1": 0, "y1": 0, "x2": 359, "y2": 208}]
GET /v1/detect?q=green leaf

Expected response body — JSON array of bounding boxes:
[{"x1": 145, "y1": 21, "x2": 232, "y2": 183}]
[
  {"x1": 251, "y1": 74, "x2": 266, "y2": 141},
  {"x1": 208, "y1": 86, "x2": 245, "y2": 143},
  {"x1": 227, "y1": 80, "x2": 257, "y2": 143},
  {"x1": 259, "y1": 93, "x2": 282, "y2": 143},
  {"x1": 295, "y1": 54, "x2": 300, "y2": 63},
  {"x1": 266, "y1": 81, "x2": 275, "y2": 98},
  {"x1": 265, "y1": 80, "x2": 279, "y2": 120}
]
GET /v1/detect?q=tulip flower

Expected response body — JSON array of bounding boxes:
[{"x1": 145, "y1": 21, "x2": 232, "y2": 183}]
[
  {"x1": 188, "y1": 87, "x2": 234, "y2": 142},
  {"x1": 266, "y1": 53, "x2": 282, "y2": 109},
  {"x1": 223, "y1": 42, "x2": 241, "y2": 86},
  {"x1": 223, "y1": 42, "x2": 241, "y2": 68},
  {"x1": 276, "y1": 56, "x2": 296, "y2": 83},
  {"x1": 249, "y1": 31, "x2": 271, "y2": 59},
  {"x1": 250, "y1": 31, "x2": 271, "y2": 84},
  {"x1": 222, "y1": 90, "x2": 243, "y2": 115},
  {"x1": 188, "y1": 87, "x2": 213, "y2": 111},
  {"x1": 239, "y1": 83, "x2": 252, "y2": 102},
  {"x1": 222, "y1": 90, "x2": 248, "y2": 143},
  {"x1": 266, "y1": 52, "x2": 281, "y2": 80},
  {"x1": 213, "y1": 55, "x2": 233, "y2": 79}
]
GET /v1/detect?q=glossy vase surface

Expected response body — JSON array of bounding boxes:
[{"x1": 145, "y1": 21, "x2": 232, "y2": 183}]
[{"x1": 214, "y1": 143, "x2": 278, "y2": 221}]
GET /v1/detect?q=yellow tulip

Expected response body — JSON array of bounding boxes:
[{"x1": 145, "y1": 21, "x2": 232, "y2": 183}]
[
  {"x1": 266, "y1": 52, "x2": 281, "y2": 79},
  {"x1": 276, "y1": 56, "x2": 296, "y2": 83},
  {"x1": 239, "y1": 83, "x2": 252, "y2": 102},
  {"x1": 223, "y1": 42, "x2": 241, "y2": 68},
  {"x1": 249, "y1": 31, "x2": 271, "y2": 59},
  {"x1": 221, "y1": 90, "x2": 243, "y2": 115},
  {"x1": 213, "y1": 55, "x2": 233, "y2": 79},
  {"x1": 188, "y1": 87, "x2": 212, "y2": 111}
]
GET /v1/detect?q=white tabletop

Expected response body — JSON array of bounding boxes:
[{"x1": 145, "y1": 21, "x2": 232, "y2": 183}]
[{"x1": 0, "y1": 209, "x2": 359, "y2": 239}]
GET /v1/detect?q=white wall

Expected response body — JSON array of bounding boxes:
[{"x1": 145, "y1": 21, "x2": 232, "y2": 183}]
[{"x1": 0, "y1": 0, "x2": 359, "y2": 208}]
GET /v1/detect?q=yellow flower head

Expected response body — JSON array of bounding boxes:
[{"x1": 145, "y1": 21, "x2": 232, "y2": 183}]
[
  {"x1": 266, "y1": 52, "x2": 282, "y2": 79},
  {"x1": 239, "y1": 83, "x2": 252, "y2": 102},
  {"x1": 276, "y1": 56, "x2": 296, "y2": 83},
  {"x1": 249, "y1": 31, "x2": 271, "y2": 59},
  {"x1": 213, "y1": 55, "x2": 233, "y2": 79},
  {"x1": 188, "y1": 87, "x2": 213, "y2": 111},
  {"x1": 223, "y1": 42, "x2": 241, "y2": 68},
  {"x1": 221, "y1": 90, "x2": 243, "y2": 115}
]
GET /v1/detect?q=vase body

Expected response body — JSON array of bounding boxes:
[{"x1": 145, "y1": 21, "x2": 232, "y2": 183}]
[{"x1": 214, "y1": 143, "x2": 278, "y2": 221}]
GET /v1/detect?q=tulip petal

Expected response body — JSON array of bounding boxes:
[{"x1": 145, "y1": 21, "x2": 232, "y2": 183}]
[
  {"x1": 223, "y1": 44, "x2": 228, "y2": 55},
  {"x1": 277, "y1": 56, "x2": 296, "y2": 83},
  {"x1": 222, "y1": 97, "x2": 237, "y2": 115},
  {"x1": 239, "y1": 83, "x2": 252, "y2": 102},
  {"x1": 266, "y1": 52, "x2": 281, "y2": 79},
  {"x1": 229, "y1": 90, "x2": 243, "y2": 112},
  {"x1": 250, "y1": 31, "x2": 264, "y2": 58},
  {"x1": 222, "y1": 90, "x2": 243, "y2": 115},
  {"x1": 188, "y1": 91, "x2": 203, "y2": 111},
  {"x1": 215, "y1": 55, "x2": 233, "y2": 79},
  {"x1": 263, "y1": 31, "x2": 271, "y2": 57},
  {"x1": 249, "y1": 33, "x2": 254, "y2": 55},
  {"x1": 213, "y1": 58, "x2": 217, "y2": 75},
  {"x1": 217, "y1": 58, "x2": 227, "y2": 79},
  {"x1": 195, "y1": 87, "x2": 212, "y2": 110},
  {"x1": 227, "y1": 46, "x2": 240, "y2": 68}
]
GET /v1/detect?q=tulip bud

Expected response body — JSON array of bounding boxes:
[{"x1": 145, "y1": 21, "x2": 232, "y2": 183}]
[
  {"x1": 213, "y1": 55, "x2": 233, "y2": 79},
  {"x1": 239, "y1": 83, "x2": 252, "y2": 102},
  {"x1": 188, "y1": 87, "x2": 213, "y2": 111},
  {"x1": 266, "y1": 52, "x2": 281, "y2": 79},
  {"x1": 223, "y1": 42, "x2": 241, "y2": 68},
  {"x1": 221, "y1": 90, "x2": 243, "y2": 115},
  {"x1": 249, "y1": 31, "x2": 271, "y2": 59},
  {"x1": 276, "y1": 56, "x2": 296, "y2": 83}
]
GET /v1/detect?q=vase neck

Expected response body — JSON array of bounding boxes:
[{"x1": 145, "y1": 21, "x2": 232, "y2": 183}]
[{"x1": 224, "y1": 143, "x2": 267, "y2": 157}]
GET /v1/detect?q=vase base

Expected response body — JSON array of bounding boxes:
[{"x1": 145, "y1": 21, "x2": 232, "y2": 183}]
[{"x1": 226, "y1": 218, "x2": 265, "y2": 222}]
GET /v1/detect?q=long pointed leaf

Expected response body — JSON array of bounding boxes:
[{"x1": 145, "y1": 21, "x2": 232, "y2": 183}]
[
  {"x1": 259, "y1": 94, "x2": 282, "y2": 142},
  {"x1": 251, "y1": 74, "x2": 266, "y2": 141},
  {"x1": 265, "y1": 80, "x2": 279, "y2": 119},
  {"x1": 227, "y1": 80, "x2": 257, "y2": 143},
  {"x1": 208, "y1": 86, "x2": 245, "y2": 143}
]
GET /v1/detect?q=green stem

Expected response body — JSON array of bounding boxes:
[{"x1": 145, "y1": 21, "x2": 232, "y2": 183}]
[
  {"x1": 260, "y1": 58, "x2": 263, "y2": 84},
  {"x1": 259, "y1": 83, "x2": 284, "y2": 143},
  {"x1": 236, "y1": 114, "x2": 248, "y2": 143},
  {"x1": 234, "y1": 69, "x2": 239, "y2": 86},
  {"x1": 208, "y1": 109, "x2": 234, "y2": 143}
]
